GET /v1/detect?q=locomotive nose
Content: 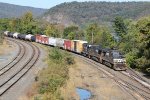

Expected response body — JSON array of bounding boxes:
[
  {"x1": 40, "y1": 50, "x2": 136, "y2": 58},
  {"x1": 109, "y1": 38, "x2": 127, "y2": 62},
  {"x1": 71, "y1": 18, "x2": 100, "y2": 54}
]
[{"x1": 113, "y1": 58, "x2": 126, "y2": 64}]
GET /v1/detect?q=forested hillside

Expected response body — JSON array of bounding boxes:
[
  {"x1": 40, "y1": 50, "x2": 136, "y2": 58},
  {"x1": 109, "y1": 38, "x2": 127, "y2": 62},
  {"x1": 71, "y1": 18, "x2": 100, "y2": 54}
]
[
  {"x1": 42, "y1": 1, "x2": 150, "y2": 26},
  {"x1": 0, "y1": 2, "x2": 47, "y2": 18}
]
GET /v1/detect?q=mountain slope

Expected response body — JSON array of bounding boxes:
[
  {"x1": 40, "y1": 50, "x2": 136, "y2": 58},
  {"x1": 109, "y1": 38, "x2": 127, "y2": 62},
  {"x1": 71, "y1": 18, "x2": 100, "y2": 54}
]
[
  {"x1": 0, "y1": 2, "x2": 47, "y2": 18},
  {"x1": 42, "y1": 1, "x2": 150, "y2": 26}
]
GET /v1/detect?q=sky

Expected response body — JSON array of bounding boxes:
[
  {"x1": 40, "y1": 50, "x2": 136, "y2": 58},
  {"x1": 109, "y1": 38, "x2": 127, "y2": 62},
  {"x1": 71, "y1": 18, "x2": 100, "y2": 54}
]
[{"x1": 0, "y1": 0, "x2": 149, "y2": 9}]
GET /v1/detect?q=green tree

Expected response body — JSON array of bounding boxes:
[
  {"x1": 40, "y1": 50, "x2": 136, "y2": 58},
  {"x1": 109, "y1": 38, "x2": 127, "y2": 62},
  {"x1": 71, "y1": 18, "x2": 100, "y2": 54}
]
[
  {"x1": 44, "y1": 24, "x2": 60, "y2": 37},
  {"x1": 20, "y1": 12, "x2": 38, "y2": 34},
  {"x1": 135, "y1": 17, "x2": 150, "y2": 73},
  {"x1": 63, "y1": 25, "x2": 79, "y2": 39},
  {"x1": 113, "y1": 16, "x2": 128, "y2": 42},
  {"x1": 0, "y1": 18, "x2": 10, "y2": 31},
  {"x1": 8, "y1": 18, "x2": 21, "y2": 32},
  {"x1": 119, "y1": 19, "x2": 140, "y2": 53},
  {"x1": 115, "y1": 17, "x2": 150, "y2": 73},
  {"x1": 86, "y1": 23, "x2": 114, "y2": 47},
  {"x1": 85, "y1": 23, "x2": 99, "y2": 44}
]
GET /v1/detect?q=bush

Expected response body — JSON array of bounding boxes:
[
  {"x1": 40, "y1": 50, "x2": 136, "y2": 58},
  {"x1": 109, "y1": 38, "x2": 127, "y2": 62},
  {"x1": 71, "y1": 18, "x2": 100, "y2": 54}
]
[
  {"x1": 35, "y1": 47, "x2": 75, "y2": 99},
  {"x1": 49, "y1": 47, "x2": 75, "y2": 65},
  {"x1": 49, "y1": 48, "x2": 63, "y2": 63},
  {"x1": 125, "y1": 51, "x2": 137, "y2": 68},
  {"x1": 0, "y1": 31, "x2": 4, "y2": 45}
]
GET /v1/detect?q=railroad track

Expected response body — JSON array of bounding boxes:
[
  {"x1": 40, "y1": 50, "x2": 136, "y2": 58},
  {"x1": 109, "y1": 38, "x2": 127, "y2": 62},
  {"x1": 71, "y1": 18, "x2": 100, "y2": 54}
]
[
  {"x1": 0, "y1": 38, "x2": 22, "y2": 70},
  {"x1": 0, "y1": 38, "x2": 26, "y2": 76},
  {"x1": 73, "y1": 53, "x2": 150, "y2": 100},
  {"x1": 0, "y1": 38, "x2": 40, "y2": 96},
  {"x1": 122, "y1": 68, "x2": 150, "y2": 89}
]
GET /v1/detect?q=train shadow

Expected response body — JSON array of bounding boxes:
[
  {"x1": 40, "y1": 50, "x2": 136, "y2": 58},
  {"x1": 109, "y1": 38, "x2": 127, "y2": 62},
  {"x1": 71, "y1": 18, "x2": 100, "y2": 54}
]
[{"x1": 143, "y1": 74, "x2": 150, "y2": 79}]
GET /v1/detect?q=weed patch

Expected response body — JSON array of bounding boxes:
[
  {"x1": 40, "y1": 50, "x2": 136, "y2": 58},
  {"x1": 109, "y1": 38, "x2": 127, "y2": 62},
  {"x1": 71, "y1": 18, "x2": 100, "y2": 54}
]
[{"x1": 33, "y1": 47, "x2": 75, "y2": 100}]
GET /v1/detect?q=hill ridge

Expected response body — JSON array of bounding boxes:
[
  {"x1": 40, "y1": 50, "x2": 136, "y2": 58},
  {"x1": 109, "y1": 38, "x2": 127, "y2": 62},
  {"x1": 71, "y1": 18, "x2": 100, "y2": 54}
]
[
  {"x1": 42, "y1": 1, "x2": 150, "y2": 26},
  {"x1": 0, "y1": 2, "x2": 47, "y2": 18}
]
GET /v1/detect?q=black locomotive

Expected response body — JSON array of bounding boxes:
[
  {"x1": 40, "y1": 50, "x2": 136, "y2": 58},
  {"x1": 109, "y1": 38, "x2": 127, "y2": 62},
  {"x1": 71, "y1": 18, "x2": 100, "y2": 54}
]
[{"x1": 82, "y1": 44, "x2": 127, "y2": 71}]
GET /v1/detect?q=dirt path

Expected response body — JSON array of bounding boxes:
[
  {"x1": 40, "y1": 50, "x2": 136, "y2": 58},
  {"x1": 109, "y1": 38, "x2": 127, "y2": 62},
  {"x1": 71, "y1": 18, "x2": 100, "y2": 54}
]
[
  {"x1": 17, "y1": 43, "x2": 48, "y2": 100},
  {"x1": 0, "y1": 39, "x2": 18, "y2": 66},
  {"x1": 61, "y1": 56, "x2": 136, "y2": 100},
  {"x1": 0, "y1": 41, "x2": 48, "y2": 100}
]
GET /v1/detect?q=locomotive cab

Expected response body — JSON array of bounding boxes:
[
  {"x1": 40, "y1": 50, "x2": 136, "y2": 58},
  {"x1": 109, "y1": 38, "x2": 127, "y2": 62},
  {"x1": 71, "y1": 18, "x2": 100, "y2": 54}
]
[
  {"x1": 101, "y1": 50, "x2": 127, "y2": 71},
  {"x1": 111, "y1": 50, "x2": 127, "y2": 70}
]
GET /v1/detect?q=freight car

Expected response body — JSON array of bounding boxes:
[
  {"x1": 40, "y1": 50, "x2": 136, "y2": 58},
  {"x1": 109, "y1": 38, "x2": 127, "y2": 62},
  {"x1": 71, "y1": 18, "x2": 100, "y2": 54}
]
[
  {"x1": 13, "y1": 32, "x2": 20, "y2": 38},
  {"x1": 25, "y1": 34, "x2": 36, "y2": 42},
  {"x1": 41, "y1": 35, "x2": 49, "y2": 44},
  {"x1": 56, "y1": 38, "x2": 65, "y2": 48},
  {"x1": 31, "y1": 36, "x2": 36, "y2": 42},
  {"x1": 48, "y1": 37, "x2": 56, "y2": 47},
  {"x1": 64, "y1": 39, "x2": 72, "y2": 51},
  {"x1": 7, "y1": 32, "x2": 14, "y2": 38},
  {"x1": 35, "y1": 35, "x2": 49, "y2": 44},
  {"x1": 4, "y1": 31, "x2": 10, "y2": 36},
  {"x1": 18, "y1": 34, "x2": 26, "y2": 40},
  {"x1": 25, "y1": 34, "x2": 32, "y2": 41},
  {"x1": 74, "y1": 40, "x2": 88, "y2": 53},
  {"x1": 35, "y1": 34, "x2": 42, "y2": 43}
]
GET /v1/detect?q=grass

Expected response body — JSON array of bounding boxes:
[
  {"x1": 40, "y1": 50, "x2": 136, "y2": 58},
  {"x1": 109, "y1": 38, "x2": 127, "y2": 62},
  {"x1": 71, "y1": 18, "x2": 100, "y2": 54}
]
[
  {"x1": 0, "y1": 32, "x2": 4, "y2": 45},
  {"x1": 31, "y1": 47, "x2": 75, "y2": 100}
]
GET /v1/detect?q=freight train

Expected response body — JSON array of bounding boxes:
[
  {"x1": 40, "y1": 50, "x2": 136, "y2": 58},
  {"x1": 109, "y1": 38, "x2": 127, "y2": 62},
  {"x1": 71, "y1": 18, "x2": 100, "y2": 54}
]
[{"x1": 3, "y1": 31, "x2": 127, "y2": 71}]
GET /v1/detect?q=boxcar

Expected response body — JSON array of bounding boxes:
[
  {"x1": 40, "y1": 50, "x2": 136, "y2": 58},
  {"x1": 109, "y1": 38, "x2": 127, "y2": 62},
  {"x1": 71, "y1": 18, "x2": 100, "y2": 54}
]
[
  {"x1": 72, "y1": 40, "x2": 88, "y2": 53},
  {"x1": 71, "y1": 40, "x2": 75, "y2": 51},
  {"x1": 56, "y1": 38, "x2": 65, "y2": 48},
  {"x1": 35, "y1": 34, "x2": 42, "y2": 43},
  {"x1": 41, "y1": 35, "x2": 49, "y2": 45},
  {"x1": 13, "y1": 32, "x2": 20, "y2": 38},
  {"x1": 48, "y1": 37, "x2": 56, "y2": 46},
  {"x1": 64, "y1": 40, "x2": 72, "y2": 50},
  {"x1": 77, "y1": 40, "x2": 88, "y2": 53}
]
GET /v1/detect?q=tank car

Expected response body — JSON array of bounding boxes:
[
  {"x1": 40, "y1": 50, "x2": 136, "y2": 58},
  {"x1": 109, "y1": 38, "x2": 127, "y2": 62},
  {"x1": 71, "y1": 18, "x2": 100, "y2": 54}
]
[
  {"x1": 4, "y1": 31, "x2": 10, "y2": 36},
  {"x1": 25, "y1": 34, "x2": 31, "y2": 41},
  {"x1": 18, "y1": 34, "x2": 26, "y2": 40},
  {"x1": 8, "y1": 32, "x2": 14, "y2": 38},
  {"x1": 13, "y1": 32, "x2": 20, "y2": 38}
]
